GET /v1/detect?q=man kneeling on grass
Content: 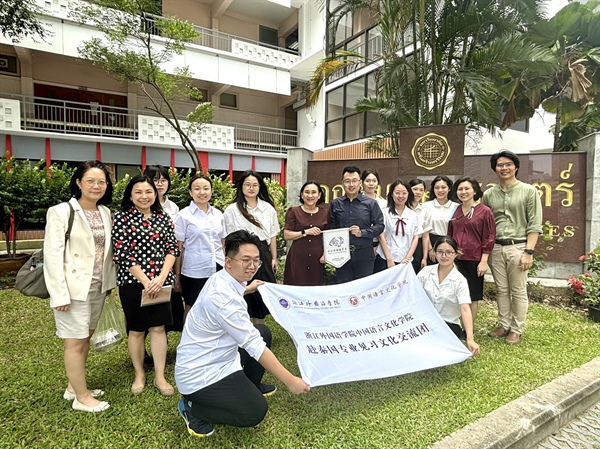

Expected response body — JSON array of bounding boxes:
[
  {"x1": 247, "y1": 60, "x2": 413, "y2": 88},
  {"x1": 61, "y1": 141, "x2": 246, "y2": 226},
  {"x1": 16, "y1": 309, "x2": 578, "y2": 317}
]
[{"x1": 174, "y1": 229, "x2": 310, "y2": 437}]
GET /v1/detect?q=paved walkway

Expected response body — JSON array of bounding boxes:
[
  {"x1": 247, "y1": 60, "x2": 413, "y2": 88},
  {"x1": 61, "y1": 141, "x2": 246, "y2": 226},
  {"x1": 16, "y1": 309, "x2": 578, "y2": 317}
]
[{"x1": 535, "y1": 403, "x2": 600, "y2": 448}]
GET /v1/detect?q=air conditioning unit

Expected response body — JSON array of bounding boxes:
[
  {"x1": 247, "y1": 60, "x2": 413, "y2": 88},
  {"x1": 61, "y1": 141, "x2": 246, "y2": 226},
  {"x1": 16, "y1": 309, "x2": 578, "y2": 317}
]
[
  {"x1": 292, "y1": 98, "x2": 307, "y2": 111},
  {"x1": 0, "y1": 54, "x2": 19, "y2": 76}
]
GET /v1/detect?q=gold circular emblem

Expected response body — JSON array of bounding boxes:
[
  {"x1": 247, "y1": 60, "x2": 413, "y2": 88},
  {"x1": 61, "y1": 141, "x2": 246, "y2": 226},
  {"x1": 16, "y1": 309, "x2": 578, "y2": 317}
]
[{"x1": 411, "y1": 133, "x2": 451, "y2": 170}]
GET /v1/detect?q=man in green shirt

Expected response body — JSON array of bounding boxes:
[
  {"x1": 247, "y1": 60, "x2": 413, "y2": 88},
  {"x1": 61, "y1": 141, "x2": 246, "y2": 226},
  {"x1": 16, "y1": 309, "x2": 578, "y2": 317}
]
[{"x1": 482, "y1": 150, "x2": 543, "y2": 344}]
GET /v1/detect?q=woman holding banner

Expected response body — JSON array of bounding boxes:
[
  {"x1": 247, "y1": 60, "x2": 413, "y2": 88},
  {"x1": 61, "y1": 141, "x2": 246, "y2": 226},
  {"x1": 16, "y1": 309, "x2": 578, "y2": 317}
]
[
  {"x1": 283, "y1": 181, "x2": 329, "y2": 286},
  {"x1": 417, "y1": 236, "x2": 480, "y2": 356}
]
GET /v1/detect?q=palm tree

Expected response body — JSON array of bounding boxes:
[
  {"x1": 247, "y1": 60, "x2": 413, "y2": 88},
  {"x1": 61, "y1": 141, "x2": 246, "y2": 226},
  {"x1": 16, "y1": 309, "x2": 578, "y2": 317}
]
[
  {"x1": 309, "y1": 0, "x2": 556, "y2": 156},
  {"x1": 518, "y1": 2, "x2": 600, "y2": 151}
]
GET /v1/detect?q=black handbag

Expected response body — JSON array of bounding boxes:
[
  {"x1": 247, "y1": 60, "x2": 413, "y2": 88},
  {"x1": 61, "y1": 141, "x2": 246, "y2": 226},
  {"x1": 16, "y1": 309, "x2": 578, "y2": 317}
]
[{"x1": 15, "y1": 203, "x2": 74, "y2": 298}]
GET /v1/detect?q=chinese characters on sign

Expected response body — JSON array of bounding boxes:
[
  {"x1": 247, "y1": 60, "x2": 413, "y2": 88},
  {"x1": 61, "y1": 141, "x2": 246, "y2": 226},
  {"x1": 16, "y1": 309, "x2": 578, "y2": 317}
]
[{"x1": 259, "y1": 264, "x2": 472, "y2": 387}]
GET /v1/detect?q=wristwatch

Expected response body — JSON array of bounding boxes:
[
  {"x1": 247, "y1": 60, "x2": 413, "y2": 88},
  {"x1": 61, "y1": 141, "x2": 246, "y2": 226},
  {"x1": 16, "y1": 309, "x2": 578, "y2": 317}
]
[
  {"x1": 524, "y1": 249, "x2": 534, "y2": 255},
  {"x1": 301, "y1": 229, "x2": 306, "y2": 236}
]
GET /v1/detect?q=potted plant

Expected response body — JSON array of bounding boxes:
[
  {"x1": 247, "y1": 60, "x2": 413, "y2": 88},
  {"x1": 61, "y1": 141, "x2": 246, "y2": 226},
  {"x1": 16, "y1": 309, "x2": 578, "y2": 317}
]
[
  {"x1": 0, "y1": 153, "x2": 72, "y2": 273},
  {"x1": 567, "y1": 246, "x2": 600, "y2": 322}
]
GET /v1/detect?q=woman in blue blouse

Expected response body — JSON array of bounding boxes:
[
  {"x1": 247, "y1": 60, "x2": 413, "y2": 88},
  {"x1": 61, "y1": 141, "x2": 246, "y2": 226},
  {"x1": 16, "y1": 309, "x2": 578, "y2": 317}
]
[{"x1": 113, "y1": 174, "x2": 180, "y2": 397}]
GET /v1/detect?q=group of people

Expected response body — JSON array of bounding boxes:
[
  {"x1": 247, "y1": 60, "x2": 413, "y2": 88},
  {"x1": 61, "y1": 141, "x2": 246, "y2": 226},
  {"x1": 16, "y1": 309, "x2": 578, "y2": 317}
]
[
  {"x1": 43, "y1": 148, "x2": 542, "y2": 437},
  {"x1": 284, "y1": 151, "x2": 542, "y2": 352},
  {"x1": 44, "y1": 164, "x2": 306, "y2": 428}
]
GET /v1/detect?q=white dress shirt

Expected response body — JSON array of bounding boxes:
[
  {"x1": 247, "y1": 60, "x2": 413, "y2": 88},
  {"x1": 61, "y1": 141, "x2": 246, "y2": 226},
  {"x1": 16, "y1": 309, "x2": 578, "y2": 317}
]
[
  {"x1": 175, "y1": 269, "x2": 267, "y2": 394},
  {"x1": 376, "y1": 207, "x2": 422, "y2": 262},
  {"x1": 417, "y1": 264, "x2": 471, "y2": 325},
  {"x1": 223, "y1": 198, "x2": 280, "y2": 244},
  {"x1": 161, "y1": 198, "x2": 179, "y2": 220},
  {"x1": 412, "y1": 202, "x2": 433, "y2": 236},
  {"x1": 174, "y1": 202, "x2": 226, "y2": 278},
  {"x1": 421, "y1": 199, "x2": 459, "y2": 235}
]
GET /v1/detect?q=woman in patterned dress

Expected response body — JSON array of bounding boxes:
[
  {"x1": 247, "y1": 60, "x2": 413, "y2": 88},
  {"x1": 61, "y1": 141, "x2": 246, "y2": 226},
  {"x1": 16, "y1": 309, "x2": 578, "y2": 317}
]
[{"x1": 113, "y1": 174, "x2": 180, "y2": 396}]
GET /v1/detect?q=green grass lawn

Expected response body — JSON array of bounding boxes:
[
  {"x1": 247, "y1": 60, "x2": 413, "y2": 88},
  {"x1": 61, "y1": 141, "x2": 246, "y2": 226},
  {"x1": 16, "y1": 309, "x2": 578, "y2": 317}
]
[{"x1": 1, "y1": 289, "x2": 599, "y2": 449}]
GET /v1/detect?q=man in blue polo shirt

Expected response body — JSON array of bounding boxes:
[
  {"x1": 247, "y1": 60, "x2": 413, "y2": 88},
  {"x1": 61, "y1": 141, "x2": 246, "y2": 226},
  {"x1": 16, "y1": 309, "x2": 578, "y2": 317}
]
[{"x1": 329, "y1": 165, "x2": 385, "y2": 283}]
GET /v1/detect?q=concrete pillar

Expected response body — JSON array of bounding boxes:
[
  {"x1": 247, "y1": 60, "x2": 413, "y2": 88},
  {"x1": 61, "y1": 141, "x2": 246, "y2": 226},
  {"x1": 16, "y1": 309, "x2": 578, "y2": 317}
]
[
  {"x1": 579, "y1": 132, "x2": 600, "y2": 252},
  {"x1": 286, "y1": 147, "x2": 313, "y2": 208}
]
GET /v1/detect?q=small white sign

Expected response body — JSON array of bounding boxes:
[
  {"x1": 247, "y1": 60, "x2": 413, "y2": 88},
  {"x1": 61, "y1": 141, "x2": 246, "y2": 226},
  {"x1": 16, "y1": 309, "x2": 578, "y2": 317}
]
[{"x1": 322, "y1": 228, "x2": 351, "y2": 268}]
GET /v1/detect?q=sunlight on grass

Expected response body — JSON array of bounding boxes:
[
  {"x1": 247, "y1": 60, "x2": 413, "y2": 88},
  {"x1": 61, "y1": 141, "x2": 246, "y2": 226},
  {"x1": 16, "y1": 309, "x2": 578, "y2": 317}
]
[{"x1": 1, "y1": 290, "x2": 599, "y2": 449}]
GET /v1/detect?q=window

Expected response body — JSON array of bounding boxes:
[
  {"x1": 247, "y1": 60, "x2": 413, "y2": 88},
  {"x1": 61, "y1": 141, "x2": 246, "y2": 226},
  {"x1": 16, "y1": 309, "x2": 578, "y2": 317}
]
[
  {"x1": 259, "y1": 25, "x2": 278, "y2": 49},
  {"x1": 325, "y1": 74, "x2": 381, "y2": 146},
  {"x1": 327, "y1": 87, "x2": 344, "y2": 120},
  {"x1": 220, "y1": 93, "x2": 238, "y2": 109},
  {"x1": 193, "y1": 88, "x2": 209, "y2": 103}
]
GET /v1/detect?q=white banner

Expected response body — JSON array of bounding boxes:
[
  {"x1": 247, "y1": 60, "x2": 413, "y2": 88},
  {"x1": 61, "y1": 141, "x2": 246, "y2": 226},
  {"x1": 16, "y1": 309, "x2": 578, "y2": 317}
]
[
  {"x1": 258, "y1": 263, "x2": 472, "y2": 387},
  {"x1": 321, "y1": 227, "x2": 351, "y2": 268}
]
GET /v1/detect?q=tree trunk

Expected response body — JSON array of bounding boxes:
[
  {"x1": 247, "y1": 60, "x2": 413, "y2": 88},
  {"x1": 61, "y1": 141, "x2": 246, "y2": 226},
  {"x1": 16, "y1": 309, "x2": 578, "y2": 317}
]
[{"x1": 553, "y1": 97, "x2": 562, "y2": 152}]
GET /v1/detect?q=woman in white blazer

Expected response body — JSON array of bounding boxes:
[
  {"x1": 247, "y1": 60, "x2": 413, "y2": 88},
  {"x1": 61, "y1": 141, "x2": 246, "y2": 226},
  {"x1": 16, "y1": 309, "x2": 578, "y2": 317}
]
[{"x1": 44, "y1": 161, "x2": 116, "y2": 413}]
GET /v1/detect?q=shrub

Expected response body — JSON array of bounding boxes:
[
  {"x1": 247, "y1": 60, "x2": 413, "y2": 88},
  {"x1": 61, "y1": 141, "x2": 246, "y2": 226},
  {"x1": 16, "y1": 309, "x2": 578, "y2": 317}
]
[{"x1": 567, "y1": 246, "x2": 600, "y2": 307}]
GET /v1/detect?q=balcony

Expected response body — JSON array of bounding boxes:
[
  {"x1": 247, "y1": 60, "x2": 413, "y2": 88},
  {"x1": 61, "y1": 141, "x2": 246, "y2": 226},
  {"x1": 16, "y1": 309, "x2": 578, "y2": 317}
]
[
  {"x1": 141, "y1": 13, "x2": 300, "y2": 68},
  {"x1": 0, "y1": 0, "x2": 299, "y2": 95},
  {"x1": 0, "y1": 94, "x2": 296, "y2": 154}
]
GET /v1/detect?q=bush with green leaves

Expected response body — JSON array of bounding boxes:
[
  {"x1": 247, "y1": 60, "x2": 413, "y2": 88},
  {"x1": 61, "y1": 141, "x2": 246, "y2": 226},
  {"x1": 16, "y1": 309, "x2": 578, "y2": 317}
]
[{"x1": 0, "y1": 153, "x2": 73, "y2": 256}]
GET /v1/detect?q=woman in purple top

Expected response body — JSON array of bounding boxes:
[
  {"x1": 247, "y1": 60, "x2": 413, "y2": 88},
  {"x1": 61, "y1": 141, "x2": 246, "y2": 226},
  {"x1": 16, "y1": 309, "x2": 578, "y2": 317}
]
[{"x1": 448, "y1": 176, "x2": 496, "y2": 324}]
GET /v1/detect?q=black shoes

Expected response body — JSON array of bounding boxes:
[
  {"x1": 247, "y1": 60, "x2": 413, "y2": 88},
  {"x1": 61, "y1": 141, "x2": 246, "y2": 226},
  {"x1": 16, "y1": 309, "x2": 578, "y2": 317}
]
[
  {"x1": 259, "y1": 383, "x2": 277, "y2": 397},
  {"x1": 178, "y1": 398, "x2": 214, "y2": 437}
]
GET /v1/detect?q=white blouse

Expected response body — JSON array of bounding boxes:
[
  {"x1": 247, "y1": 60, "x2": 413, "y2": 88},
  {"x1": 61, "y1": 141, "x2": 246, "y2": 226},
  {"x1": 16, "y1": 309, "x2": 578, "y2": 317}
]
[
  {"x1": 223, "y1": 198, "x2": 280, "y2": 244},
  {"x1": 416, "y1": 264, "x2": 471, "y2": 325},
  {"x1": 174, "y1": 202, "x2": 226, "y2": 279},
  {"x1": 161, "y1": 198, "x2": 180, "y2": 220},
  {"x1": 421, "y1": 199, "x2": 459, "y2": 236},
  {"x1": 411, "y1": 202, "x2": 433, "y2": 236},
  {"x1": 376, "y1": 207, "x2": 422, "y2": 262}
]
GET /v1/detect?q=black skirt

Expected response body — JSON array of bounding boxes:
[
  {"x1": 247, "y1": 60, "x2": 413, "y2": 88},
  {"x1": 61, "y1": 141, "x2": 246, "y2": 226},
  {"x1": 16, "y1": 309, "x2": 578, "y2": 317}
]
[
  {"x1": 119, "y1": 283, "x2": 173, "y2": 333},
  {"x1": 244, "y1": 240, "x2": 275, "y2": 319},
  {"x1": 455, "y1": 259, "x2": 484, "y2": 301},
  {"x1": 412, "y1": 237, "x2": 424, "y2": 274}
]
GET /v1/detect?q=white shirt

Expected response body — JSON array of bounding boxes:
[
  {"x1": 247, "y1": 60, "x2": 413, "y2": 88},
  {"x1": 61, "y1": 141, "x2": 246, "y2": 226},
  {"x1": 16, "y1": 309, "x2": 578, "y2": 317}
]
[
  {"x1": 374, "y1": 196, "x2": 387, "y2": 209},
  {"x1": 412, "y1": 202, "x2": 433, "y2": 236},
  {"x1": 161, "y1": 198, "x2": 179, "y2": 220},
  {"x1": 416, "y1": 264, "x2": 471, "y2": 325},
  {"x1": 174, "y1": 202, "x2": 226, "y2": 278},
  {"x1": 175, "y1": 269, "x2": 267, "y2": 394},
  {"x1": 421, "y1": 199, "x2": 459, "y2": 236},
  {"x1": 376, "y1": 207, "x2": 422, "y2": 262},
  {"x1": 223, "y1": 198, "x2": 280, "y2": 244}
]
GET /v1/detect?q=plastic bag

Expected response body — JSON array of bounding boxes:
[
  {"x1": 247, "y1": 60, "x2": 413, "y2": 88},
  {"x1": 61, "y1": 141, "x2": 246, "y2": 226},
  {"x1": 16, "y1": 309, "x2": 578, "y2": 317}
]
[{"x1": 91, "y1": 294, "x2": 126, "y2": 353}]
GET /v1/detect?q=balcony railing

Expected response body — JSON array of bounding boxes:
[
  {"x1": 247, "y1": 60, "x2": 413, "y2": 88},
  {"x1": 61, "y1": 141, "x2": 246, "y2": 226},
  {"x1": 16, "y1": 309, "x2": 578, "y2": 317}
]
[
  {"x1": 141, "y1": 14, "x2": 299, "y2": 57},
  {"x1": 2, "y1": 94, "x2": 296, "y2": 154}
]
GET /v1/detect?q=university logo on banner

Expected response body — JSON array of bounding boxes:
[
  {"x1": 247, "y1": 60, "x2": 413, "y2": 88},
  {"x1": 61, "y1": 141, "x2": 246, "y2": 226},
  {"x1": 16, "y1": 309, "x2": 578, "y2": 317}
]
[
  {"x1": 259, "y1": 264, "x2": 471, "y2": 387},
  {"x1": 322, "y1": 228, "x2": 350, "y2": 268}
]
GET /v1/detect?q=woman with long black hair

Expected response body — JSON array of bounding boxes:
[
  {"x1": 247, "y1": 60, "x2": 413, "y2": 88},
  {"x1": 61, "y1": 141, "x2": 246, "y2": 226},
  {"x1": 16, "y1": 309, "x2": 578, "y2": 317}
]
[{"x1": 223, "y1": 170, "x2": 279, "y2": 324}]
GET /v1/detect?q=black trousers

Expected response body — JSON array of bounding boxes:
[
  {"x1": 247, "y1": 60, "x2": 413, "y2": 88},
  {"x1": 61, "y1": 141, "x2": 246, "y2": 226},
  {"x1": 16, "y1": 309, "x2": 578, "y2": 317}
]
[
  {"x1": 335, "y1": 246, "x2": 375, "y2": 283},
  {"x1": 182, "y1": 324, "x2": 272, "y2": 427}
]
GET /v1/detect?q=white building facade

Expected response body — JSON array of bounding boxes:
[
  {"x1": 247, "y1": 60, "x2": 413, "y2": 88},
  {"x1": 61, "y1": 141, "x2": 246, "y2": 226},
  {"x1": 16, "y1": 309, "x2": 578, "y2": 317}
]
[{"x1": 0, "y1": 0, "x2": 325, "y2": 181}]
